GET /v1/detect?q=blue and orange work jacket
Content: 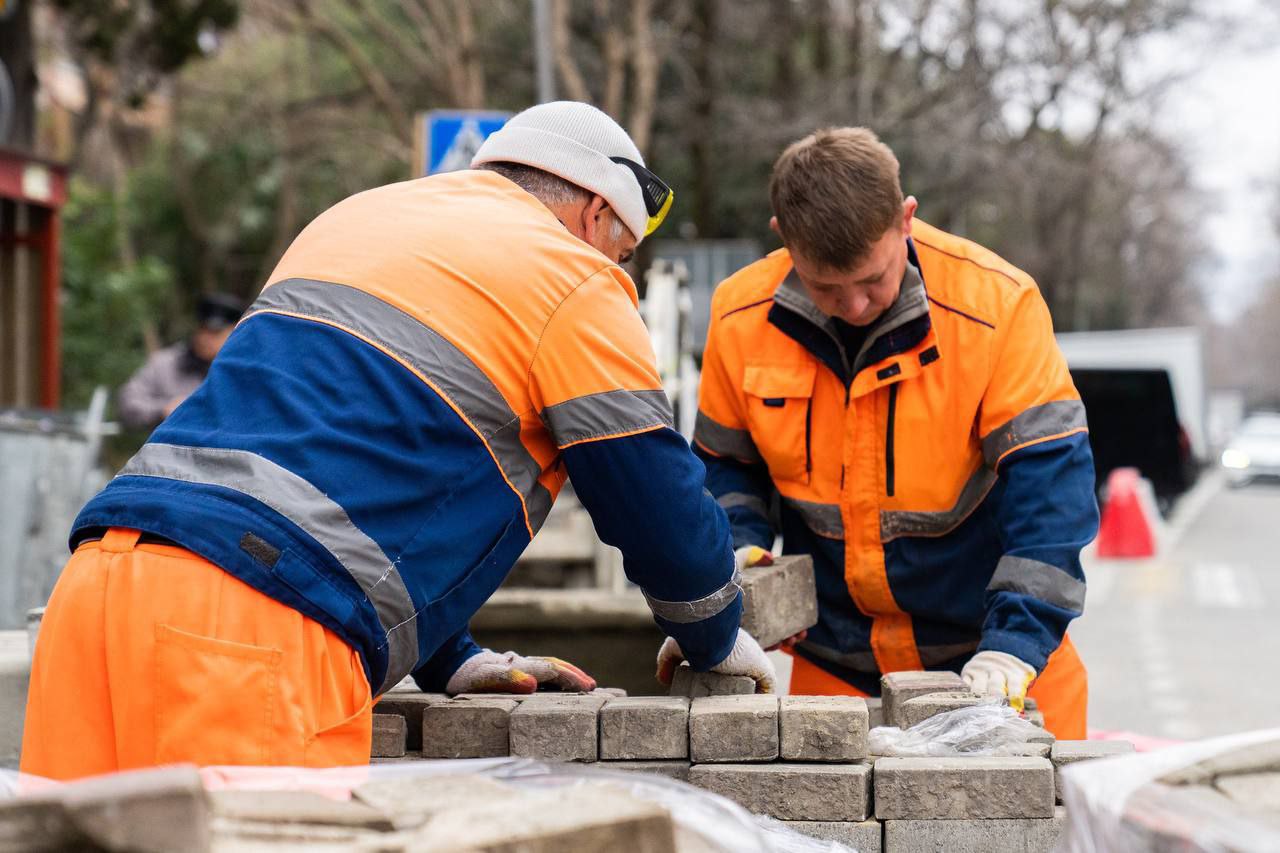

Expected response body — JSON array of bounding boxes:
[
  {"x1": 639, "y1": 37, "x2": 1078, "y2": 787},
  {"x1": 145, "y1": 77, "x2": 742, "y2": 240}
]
[
  {"x1": 695, "y1": 220, "x2": 1099, "y2": 694},
  {"x1": 73, "y1": 170, "x2": 742, "y2": 696}
]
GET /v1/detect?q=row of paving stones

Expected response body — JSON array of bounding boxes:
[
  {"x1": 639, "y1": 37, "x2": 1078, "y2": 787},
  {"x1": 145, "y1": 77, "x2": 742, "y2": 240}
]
[{"x1": 373, "y1": 670, "x2": 1135, "y2": 852}]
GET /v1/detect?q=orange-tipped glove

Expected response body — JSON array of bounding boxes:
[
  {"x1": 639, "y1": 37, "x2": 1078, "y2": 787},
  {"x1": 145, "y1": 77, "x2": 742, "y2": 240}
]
[
  {"x1": 656, "y1": 628, "x2": 778, "y2": 694},
  {"x1": 961, "y1": 650, "x2": 1036, "y2": 712},
  {"x1": 445, "y1": 650, "x2": 597, "y2": 695}
]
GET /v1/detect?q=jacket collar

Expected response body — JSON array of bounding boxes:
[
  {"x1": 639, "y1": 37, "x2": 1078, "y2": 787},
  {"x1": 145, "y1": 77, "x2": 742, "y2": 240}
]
[{"x1": 768, "y1": 241, "x2": 932, "y2": 386}]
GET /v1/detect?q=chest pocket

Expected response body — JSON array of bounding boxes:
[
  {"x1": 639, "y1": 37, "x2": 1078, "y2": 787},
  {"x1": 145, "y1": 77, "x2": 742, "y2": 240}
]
[{"x1": 742, "y1": 361, "x2": 816, "y2": 485}]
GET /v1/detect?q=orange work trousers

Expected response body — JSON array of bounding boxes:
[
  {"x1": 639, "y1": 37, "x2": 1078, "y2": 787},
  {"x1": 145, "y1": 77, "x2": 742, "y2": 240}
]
[
  {"x1": 788, "y1": 634, "x2": 1088, "y2": 739},
  {"x1": 21, "y1": 528, "x2": 373, "y2": 780}
]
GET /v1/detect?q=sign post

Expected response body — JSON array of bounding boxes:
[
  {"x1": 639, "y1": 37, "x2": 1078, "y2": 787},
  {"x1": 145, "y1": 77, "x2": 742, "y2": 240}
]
[{"x1": 414, "y1": 110, "x2": 511, "y2": 177}]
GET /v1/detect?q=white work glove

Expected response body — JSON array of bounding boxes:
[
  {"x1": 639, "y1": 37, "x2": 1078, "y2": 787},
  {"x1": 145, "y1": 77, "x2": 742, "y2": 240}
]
[
  {"x1": 445, "y1": 649, "x2": 596, "y2": 695},
  {"x1": 656, "y1": 628, "x2": 778, "y2": 694},
  {"x1": 735, "y1": 545, "x2": 774, "y2": 572},
  {"x1": 961, "y1": 650, "x2": 1036, "y2": 711}
]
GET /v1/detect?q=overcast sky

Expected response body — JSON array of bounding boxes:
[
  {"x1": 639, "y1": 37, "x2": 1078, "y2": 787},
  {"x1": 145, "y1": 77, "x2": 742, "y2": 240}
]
[{"x1": 1159, "y1": 1, "x2": 1280, "y2": 322}]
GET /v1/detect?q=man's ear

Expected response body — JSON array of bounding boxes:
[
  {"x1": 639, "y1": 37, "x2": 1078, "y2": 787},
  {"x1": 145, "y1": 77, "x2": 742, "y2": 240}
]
[
  {"x1": 769, "y1": 215, "x2": 782, "y2": 237},
  {"x1": 583, "y1": 194, "x2": 610, "y2": 244},
  {"x1": 902, "y1": 196, "x2": 918, "y2": 235}
]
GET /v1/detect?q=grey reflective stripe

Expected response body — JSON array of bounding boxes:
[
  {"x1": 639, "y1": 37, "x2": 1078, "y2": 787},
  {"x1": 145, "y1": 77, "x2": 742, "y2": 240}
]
[
  {"x1": 989, "y1": 555, "x2": 1086, "y2": 612},
  {"x1": 693, "y1": 411, "x2": 762, "y2": 464},
  {"x1": 880, "y1": 467, "x2": 997, "y2": 542},
  {"x1": 251, "y1": 278, "x2": 553, "y2": 532},
  {"x1": 799, "y1": 640, "x2": 980, "y2": 673},
  {"x1": 643, "y1": 569, "x2": 742, "y2": 624},
  {"x1": 542, "y1": 388, "x2": 673, "y2": 447},
  {"x1": 118, "y1": 443, "x2": 418, "y2": 693},
  {"x1": 718, "y1": 491, "x2": 769, "y2": 520},
  {"x1": 783, "y1": 497, "x2": 844, "y2": 540},
  {"x1": 982, "y1": 400, "x2": 1088, "y2": 468}
]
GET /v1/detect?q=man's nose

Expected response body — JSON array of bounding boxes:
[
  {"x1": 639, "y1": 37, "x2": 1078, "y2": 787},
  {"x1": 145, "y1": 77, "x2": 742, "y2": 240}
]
[{"x1": 843, "y1": 291, "x2": 869, "y2": 322}]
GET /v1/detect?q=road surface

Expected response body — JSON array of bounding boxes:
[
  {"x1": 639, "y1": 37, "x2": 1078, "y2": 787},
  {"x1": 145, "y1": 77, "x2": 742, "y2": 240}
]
[{"x1": 1073, "y1": 471, "x2": 1280, "y2": 740}]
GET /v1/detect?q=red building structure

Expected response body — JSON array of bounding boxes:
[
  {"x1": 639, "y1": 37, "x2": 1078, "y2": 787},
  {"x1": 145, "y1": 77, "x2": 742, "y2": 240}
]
[{"x1": 0, "y1": 146, "x2": 65, "y2": 409}]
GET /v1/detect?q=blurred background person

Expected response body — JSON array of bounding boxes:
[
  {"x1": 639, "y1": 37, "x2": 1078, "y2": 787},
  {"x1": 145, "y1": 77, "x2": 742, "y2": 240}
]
[{"x1": 117, "y1": 293, "x2": 245, "y2": 430}]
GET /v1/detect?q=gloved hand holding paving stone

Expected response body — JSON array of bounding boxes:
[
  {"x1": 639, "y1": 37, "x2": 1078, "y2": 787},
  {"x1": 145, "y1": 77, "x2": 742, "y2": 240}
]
[
  {"x1": 445, "y1": 649, "x2": 597, "y2": 695},
  {"x1": 656, "y1": 628, "x2": 778, "y2": 694},
  {"x1": 961, "y1": 650, "x2": 1037, "y2": 711}
]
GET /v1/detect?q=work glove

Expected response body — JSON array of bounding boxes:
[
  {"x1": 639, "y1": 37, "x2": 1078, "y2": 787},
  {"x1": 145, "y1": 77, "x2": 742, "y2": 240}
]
[
  {"x1": 444, "y1": 649, "x2": 597, "y2": 695},
  {"x1": 734, "y1": 546, "x2": 806, "y2": 651},
  {"x1": 961, "y1": 650, "x2": 1037, "y2": 712},
  {"x1": 656, "y1": 628, "x2": 778, "y2": 694}
]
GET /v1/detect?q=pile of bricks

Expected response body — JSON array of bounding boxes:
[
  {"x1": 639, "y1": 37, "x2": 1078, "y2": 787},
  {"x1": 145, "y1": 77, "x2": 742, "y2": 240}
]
[{"x1": 373, "y1": 669, "x2": 1135, "y2": 852}]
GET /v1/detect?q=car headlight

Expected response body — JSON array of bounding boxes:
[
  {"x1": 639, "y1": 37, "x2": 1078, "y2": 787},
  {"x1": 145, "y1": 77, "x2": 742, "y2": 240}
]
[{"x1": 1221, "y1": 449, "x2": 1251, "y2": 470}]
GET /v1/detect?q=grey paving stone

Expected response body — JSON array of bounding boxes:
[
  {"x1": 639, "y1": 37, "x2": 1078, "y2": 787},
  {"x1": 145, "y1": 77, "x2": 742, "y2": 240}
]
[
  {"x1": 874, "y1": 756, "x2": 1055, "y2": 820},
  {"x1": 1215, "y1": 772, "x2": 1280, "y2": 811},
  {"x1": 1006, "y1": 742, "x2": 1051, "y2": 759},
  {"x1": 421, "y1": 698, "x2": 517, "y2": 759},
  {"x1": 598, "y1": 760, "x2": 692, "y2": 782},
  {"x1": 689, "y1": 695, "x2": 779, "y2": 763},
  {"x1": 599, "y1": 696, "x2": 689, "y2": 759},
  {"x1": 669, "y1": 663, "x2": 755, "y2": 697},
  {"x1": 883, "y1": 806, "x2": 1065, "y2": 852},
  {"x1": 895, "y1": 692, "x2": 984, "y2": 729},
  {"x1": 373, "y1": 692, "x2": 449, "y2": 751},
  {"x1": 690, "y1": 763, "x2": 872, "y2": 821},
  {"x1": 740, "y1": 555, "x2": 819, "y2": 648},
  {"x1": 1051, "y1": 739, "x2": 1136, "y2": 800},
  {"x1": 880, "y1": 671, "x2": 966, "y2": 728},
  {"x1": 779, "y1": 695, "x2": 868, "y2": 761},
  {"x1": 783, "y1": 819, "x2": 881, "y2": 852},
  {"x1": 509, "y1": 694, "x2": 606, "y2": 762},
  {"x1": 210, "y1": 790, "x2": 393, "y2": 830},
  {"x1": 867, "y1": 696, "x2": 885, "y2": 729},
  {"x1": 371, "y1": 713, "x2": 407, "y2": 758}
]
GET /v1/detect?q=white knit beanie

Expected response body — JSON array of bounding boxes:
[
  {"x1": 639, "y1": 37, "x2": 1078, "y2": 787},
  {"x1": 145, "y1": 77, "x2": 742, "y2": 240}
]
[{"x1": 471, "y1": 101, "x2": 651, "y2": 242}]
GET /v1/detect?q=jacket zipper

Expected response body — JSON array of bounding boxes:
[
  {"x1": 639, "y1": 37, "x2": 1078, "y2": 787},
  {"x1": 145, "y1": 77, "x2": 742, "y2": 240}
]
[{"x1": 885, "y1": 383, "x2": 898, "y2": 497}]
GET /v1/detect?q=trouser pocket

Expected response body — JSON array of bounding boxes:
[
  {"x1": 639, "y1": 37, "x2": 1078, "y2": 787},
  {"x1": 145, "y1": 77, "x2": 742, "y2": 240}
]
[{"x1": 154, "y1": 623, "x2": 283, "y2": 766}]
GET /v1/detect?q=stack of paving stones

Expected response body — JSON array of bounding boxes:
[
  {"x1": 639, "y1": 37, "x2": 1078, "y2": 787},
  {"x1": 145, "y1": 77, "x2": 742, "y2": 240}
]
[{"x1": 372, "y1": 669, "x2": 1137, "y2": 852}]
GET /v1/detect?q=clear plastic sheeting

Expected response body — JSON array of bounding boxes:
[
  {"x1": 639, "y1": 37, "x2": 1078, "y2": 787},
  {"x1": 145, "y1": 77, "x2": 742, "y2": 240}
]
[
  {"x1": 868, "y1": 703, "x2": 1045, "y2": 757},
  {"x1": 1059, "y1": 727, "x2": 1280, "y2": 853},
  {"x1": 0, "y1": 759, "x2": 861, "y2": 853}
]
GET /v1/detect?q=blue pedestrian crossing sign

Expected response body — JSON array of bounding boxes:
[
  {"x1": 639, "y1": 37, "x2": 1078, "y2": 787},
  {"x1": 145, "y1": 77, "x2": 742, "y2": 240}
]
[{"x1": 416, "y1": 110, "x2": 511, "y2": 176}]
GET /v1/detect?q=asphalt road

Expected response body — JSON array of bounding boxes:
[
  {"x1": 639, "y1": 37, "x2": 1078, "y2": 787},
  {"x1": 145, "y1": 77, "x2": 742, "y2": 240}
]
[{"x1": 1072, "y1": 471, "x2": 1280, "y2": 741}]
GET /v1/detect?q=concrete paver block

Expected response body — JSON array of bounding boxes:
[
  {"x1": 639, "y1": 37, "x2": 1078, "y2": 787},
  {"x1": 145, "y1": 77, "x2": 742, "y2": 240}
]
[
  {"x1": 0, "y1": 766, "x2": 210, "y2": 853},
  {"x1": 880, "y1": 671, "x2": 966, "y2": 728},
  {"x1": 690, "y1": 763, "x2": 872, "y2": 821},
  {"x1": 1006, "y1": 742, "x2": 1051, "y2": 759},
  {"x1": 1159, "y1": 738, "x2": 1280, "y2": 785},
  {"x1": 784, "y1": 819, "x2": 881, "y2": 852},
  {"x1": 210, "y1": 790, "x2": 394, "y2": 830},
  {"x1": 373, "y1": 692, "x2": 449, "y2": 751},
  {"x1": 1215, "y1": 772, "x2": 1280, "y2": 811},
  {"x1": 371, "y1": 713, "x2": 407, "y2": 758},
  {"x1": 509, "y1": 694, "x2": 606, "y2": 762},
  {"x1": 740, "y1": 556, "x2": 819, "y2": 648},
  {"x1": 599, "y1": 697, "x2": 689, "y2": 760},
  {"x1": 689, "y1": 695, "x2": 779, "y2": 763},
  {"x1": 874, "y1": 756, "x2": 1055, "y2": 820},
  {"x1": 420, "y1": 698, "x2": 518, "y2": 759},
  {"x1": 1051, "y1": 740, "x2": 1135, "y2": 800},
  {"x1": 895, "y1": 692, "x2": 984, "y2": 729},
  {"x1": 779, "y1": 695, "x2": 868, "y2": 761},
  {"x1": 599, "y1": 760, "x2": 692, "y2": 782},
  {"x1": 669, "y1": 663, "x2": 755, "y2": 697},
  {"x1": 1027, "y1": 727, "x2": 1056, "y2": 745},
  {"x1": 354, "y1": 775, "x2": 524, "y2": 827},
  {"x1": 867, "y1": 696, "x2": 885, "y2": 729},
  {"x1": 883, "y1": 806, "x2": 1065, "y2": 852},
  {"x1": 418, "y1": 787, "x2": 677, "y2": 853}
]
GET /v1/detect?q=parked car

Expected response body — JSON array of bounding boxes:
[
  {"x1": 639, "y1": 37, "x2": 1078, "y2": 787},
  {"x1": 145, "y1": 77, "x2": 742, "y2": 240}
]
[{"x1": 1221, "y1": 413, "x2": 1280, "y2": 487}]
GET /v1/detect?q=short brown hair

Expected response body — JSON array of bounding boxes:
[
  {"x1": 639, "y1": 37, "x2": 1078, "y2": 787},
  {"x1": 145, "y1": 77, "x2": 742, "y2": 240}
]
[{"x1": 769, "y1": 128, "x2": 904, "y2": 269}]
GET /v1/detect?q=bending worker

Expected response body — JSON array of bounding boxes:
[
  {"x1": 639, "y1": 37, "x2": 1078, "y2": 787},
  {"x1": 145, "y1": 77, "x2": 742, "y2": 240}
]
[
  {"x1": 23, "y1": 101, "x2": 774, "y2": 780},
  {"x1": 695, "y1": 127, "x2": 1097, "y2": 738}
]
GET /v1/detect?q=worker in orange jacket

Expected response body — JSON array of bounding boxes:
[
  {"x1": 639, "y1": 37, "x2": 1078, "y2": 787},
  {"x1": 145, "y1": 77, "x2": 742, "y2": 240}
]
[
  {"x1": 22, "y1": 102, "x2": 775, "y2": 780},
  {"x1": 695, "y1": 128, "x2": 1098, "y2": 738}
]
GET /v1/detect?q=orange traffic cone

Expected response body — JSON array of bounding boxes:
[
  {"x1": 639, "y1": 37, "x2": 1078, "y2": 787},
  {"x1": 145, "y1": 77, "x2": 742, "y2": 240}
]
[{"x1": 1096, "y1": 467, "x2": 1157, "y2": 558}]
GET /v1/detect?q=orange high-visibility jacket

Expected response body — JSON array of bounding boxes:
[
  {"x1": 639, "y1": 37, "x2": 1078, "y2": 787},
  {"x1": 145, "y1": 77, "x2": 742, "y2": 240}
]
[
  {"x1": 73, "y1": 170, "x2": 741, "y2": 695},
  {"x1": 695, "y1": 220, "x2": 1099, "y2": 694}
]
